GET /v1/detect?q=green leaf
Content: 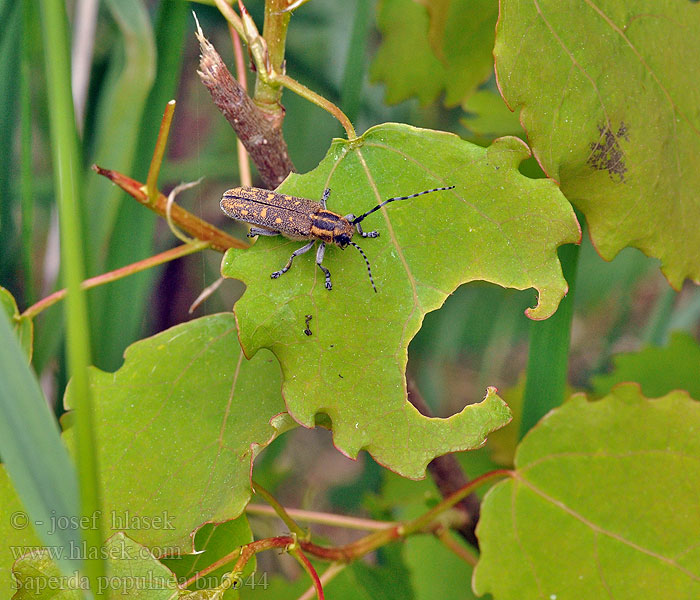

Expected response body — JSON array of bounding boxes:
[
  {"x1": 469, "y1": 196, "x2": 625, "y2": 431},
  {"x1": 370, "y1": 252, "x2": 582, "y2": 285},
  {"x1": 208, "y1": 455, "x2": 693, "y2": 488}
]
[
  {"x1": 593, "y1": 331, "x2": 700, "y2": 400},
  {"x1": 221, "y1": 122, "x2": 579, "y2": 479},
  {"x1": 473, "y1": 385, "x2": 700, "y2": 599},
  {"x1": 420, "y1": 0, "x2": 498, "y2": 105},
  {"x1": 317, "y1": 545, "x2": 415, "y2": 600},
  {"x1": 342, "y1": 545, "x2": 415, "y2": 600},
  {"x1": 460, "y1": 88, "x2": 524, "y2": 140},
  {"x1": 0, "y1": 286, "x2": 33, "y2": 360},
  {"x1": 372, "y1": 0, "x2": 497, "y2": 107},
  {"x1": 239, "y1": 548, "x2": 415, "y2": 600},
  {"x1": 403, "y1": 535, "x2": 476, "y2": 600},
  {"x1": 62, "y1": 314, "x2": 289, "y2": 552},
  {"x1": 12, "y1": 533, "x2": 179, "y2": 599},
  {"x1": 239, "y1": 573, "x2": 306, "y2": 599},
  {"x1": 494, "y1": 0, "x2": 700, "y2": 287},
  {"x1": 372, "y1": 0, "x2": 445, "y2": 106}
]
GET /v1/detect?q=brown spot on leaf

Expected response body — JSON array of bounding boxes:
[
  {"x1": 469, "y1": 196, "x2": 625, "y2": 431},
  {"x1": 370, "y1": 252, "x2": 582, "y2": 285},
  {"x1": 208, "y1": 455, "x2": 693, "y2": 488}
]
[{"x1": 587, "y1": 121, "x2": 630, "y2": 182}]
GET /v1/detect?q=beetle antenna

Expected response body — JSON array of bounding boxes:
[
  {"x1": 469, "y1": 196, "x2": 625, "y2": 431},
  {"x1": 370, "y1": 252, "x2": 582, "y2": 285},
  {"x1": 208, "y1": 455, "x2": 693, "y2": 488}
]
[
  {"x1": 351, "y1": 186, "x2": 455, "y2": 225},
  {"x1": 349, "y1": 241, "x2": 377, "y2": 292}
]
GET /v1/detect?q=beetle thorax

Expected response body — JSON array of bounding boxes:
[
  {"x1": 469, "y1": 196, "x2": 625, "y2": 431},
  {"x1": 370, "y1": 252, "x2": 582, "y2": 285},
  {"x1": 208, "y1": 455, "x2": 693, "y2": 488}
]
[{"x1": 310, "y1": 209, "x2": 354, "y2": 247}]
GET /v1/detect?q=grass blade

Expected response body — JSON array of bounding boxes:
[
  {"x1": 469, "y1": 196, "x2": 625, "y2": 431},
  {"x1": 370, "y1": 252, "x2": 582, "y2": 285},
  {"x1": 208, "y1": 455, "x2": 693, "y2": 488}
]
[
  {"x1": 40, "y1": 0, "x2": 104, "y2": 592},
  {"x1": 0, "y1": 311, "x2": 80, "y2": 576},
  {"x1": 519, "y1": 241, "x2": 580, "y2": 438}
]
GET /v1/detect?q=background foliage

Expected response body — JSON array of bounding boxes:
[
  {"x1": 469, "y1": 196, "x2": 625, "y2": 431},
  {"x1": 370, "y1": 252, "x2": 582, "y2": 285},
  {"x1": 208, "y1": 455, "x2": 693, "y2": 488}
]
[{"x1": 1, "y1": 0, "x2": 699, "y2": 598}]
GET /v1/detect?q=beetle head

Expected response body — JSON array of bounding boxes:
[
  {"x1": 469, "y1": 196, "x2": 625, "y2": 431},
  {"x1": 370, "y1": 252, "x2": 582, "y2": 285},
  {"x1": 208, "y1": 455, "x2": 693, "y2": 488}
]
[{"x1": 334, "y1": 221, "x2": 355, "y2": 248}]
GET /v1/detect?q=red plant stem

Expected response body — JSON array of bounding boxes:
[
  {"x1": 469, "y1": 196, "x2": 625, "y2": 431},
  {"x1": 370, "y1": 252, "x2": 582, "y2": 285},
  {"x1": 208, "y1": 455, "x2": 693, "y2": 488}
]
[
  {"x1": 183, "y1": 470, "x2": 512, "y2": 592},
  {"x1": 297, "y1": 469, "x2": 512, "y2": 562},
  {"x1": 92, "y1": 165, "x2": 245, "y2": 252},
  {"x1": 182, "y1": 536, "x2": 292, "y2": 589},
  {"x1": 22, "y1": 242, "x2": 208, "y2": 319},
  {"x1": 290, "y1": 546, "x2": 324, "y2": 600}
]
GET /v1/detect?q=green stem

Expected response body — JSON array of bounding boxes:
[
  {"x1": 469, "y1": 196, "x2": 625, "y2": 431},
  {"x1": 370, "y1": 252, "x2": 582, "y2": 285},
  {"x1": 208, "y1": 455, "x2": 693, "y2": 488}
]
[
  {"x1": 253, "y1": 0, "x2": 291, "y2": 113},
  {"x1": 519, "y1": 241, "x2": 580, "y2": 438},
  {"x1": 216, "y1": 0, "x2": 356, "y2": 139},
  {"x1": 400, "y1": 470, "x2": 510, "y2": 538},
  {"x1": 39, "y1": 0, "x2": 104, "y2": 595},
  {"x1": 300, "y1": 470, "x2": 510, "y2": 562},
  {"x1": 252, "y1": 480, "x2": 307, "y2": 539},
  {"x1": 230, "y1": 26, "x2": 253, "y2": 186},
  {"x1": 275, "y1": 73, "x2": 356, "y2": 140},
  {"x1": 435, "y1": 527, "x2": 478, "y2": 566},
  {"x1": 145, "y1": 100, "x2": 175, "y2": 205}
]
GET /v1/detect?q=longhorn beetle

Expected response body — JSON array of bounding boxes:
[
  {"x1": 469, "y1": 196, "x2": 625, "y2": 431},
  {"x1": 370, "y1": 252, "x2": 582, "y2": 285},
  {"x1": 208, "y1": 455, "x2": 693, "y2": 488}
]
[{"x1": 220, "y1": 185, "x2": 455, "y2": 291}]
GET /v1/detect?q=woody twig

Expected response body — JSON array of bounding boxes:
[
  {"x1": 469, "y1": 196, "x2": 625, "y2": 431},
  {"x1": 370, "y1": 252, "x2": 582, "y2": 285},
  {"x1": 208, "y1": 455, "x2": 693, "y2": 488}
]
[{"x1": 196, "y1": 21, "x2": 295, "y2": 188}]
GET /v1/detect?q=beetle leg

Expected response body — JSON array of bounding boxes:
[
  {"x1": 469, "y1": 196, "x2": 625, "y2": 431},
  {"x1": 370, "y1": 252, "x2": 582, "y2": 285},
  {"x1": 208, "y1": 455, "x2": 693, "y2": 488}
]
[
  {"x1": 248, "y1": 227, "x2": 280, "y2": 238},
  {"x1": 355, "y1": 221, "x2": 379, "y2": 238},
  {"x1": 343, "y1": 213, "x2": 379, "y2": 238},
  {"x1": 271, "y1": 241, "x2": 315, "y2": 279},
  {"x1": 320, "y1": 188, "x2": 331, "y2": 209},
  {"x1": 315, "y1": 242, "x2": 332, "y2": 290}
]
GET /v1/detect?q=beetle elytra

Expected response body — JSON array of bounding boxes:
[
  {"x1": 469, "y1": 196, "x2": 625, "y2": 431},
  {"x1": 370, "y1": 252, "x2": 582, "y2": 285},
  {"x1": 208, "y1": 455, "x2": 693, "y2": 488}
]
[{"x1": 220, "y1": 185, "x2": 455, "y2": 291}]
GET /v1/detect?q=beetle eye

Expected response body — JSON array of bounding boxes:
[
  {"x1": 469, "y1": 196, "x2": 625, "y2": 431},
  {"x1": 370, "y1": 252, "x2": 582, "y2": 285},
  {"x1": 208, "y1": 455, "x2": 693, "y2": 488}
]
[{"x1": 336, "y1": 233, "x2": 351, "y2": 247}]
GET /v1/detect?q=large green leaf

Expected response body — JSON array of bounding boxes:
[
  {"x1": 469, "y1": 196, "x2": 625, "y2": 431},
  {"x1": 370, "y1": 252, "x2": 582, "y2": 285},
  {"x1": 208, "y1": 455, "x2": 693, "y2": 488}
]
[
  {"x1": 495, "y1": 0, "x2": 700, "y2": 287},
  {"x1": 372, "y1": 0, "x2": 497, "y2": 106},
  {"x1": 592, "y1": 331, "x2": 700, "y2": 400},
  {"x1": 62, "y1": 314, "x2": 289, "y2": 552},
  {"x1": 473, "y1": 385, "x2": 700, "y2": 599},
  {"x1": 221, "y1": 122, "x2": 579, "y2": 478}
]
